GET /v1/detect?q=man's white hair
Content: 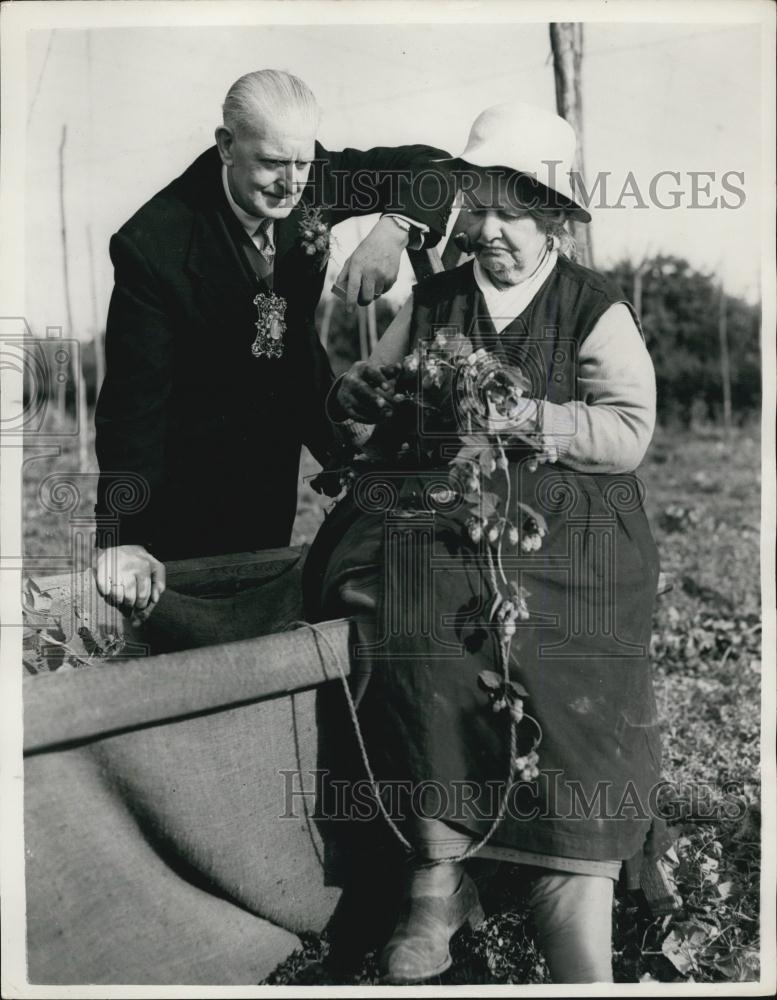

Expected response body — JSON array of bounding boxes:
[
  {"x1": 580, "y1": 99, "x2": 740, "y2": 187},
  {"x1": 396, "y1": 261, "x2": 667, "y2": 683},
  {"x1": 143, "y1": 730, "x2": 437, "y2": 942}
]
[{"x1": 222, "y1": 69, "x2": 321, "y2": 136}]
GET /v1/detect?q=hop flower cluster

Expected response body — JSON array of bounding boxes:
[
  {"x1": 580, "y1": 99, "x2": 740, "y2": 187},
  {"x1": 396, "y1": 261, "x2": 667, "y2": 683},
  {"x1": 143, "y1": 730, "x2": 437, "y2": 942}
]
[
  {"x1": 299, "y1": 206, "x2": 330, "y2": 262},
  {"x1": 491, "y1": 693, "x2": 525, "y2": 723},
  {"x1": 465, "y1": 505, "x2": 546, "y2": 557},
  {"x1": 465, "y1": 347, "x2": 490, "y2": 369},
  {"x1": 514, "y1": 749, "x2": 540, "y2": 782},
  {"x1": 422, "y1": 355, "x2": 446, "y2": 389},
  {"x1": 497, "y1": 595, "x2": 530, "y2": 637},
  {"x1": 520, "y1": 515, "x2": 546, "y2": 552},
  {"x1": 483, "y1": 368, "x2": 526, "y2": 421}
]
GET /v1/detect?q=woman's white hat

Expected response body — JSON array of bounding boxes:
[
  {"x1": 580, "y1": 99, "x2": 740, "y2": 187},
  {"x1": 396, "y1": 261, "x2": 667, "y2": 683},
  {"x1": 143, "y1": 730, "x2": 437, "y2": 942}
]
[{"x1": 441, "y1": 101, "x2": 591, "y2": 223}]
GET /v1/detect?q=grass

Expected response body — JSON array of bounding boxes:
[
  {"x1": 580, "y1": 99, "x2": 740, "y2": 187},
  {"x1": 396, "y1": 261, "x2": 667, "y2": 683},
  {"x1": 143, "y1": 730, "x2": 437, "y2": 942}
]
[{"x1": 23, "y1": 418, "x2": 763, "y2": 984}]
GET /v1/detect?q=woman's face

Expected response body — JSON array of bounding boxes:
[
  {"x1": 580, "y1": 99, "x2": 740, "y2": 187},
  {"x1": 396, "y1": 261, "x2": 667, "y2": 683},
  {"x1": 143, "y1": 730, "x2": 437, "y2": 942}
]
[{"x1": 459, "y1": 172, "x2": 549, "y2": 286}]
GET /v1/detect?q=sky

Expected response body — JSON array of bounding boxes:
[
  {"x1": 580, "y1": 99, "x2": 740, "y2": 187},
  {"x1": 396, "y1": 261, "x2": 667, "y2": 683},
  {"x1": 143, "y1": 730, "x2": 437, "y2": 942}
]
[{"x1": 22, "y1": 17, "x2": 766, "y2": 340}]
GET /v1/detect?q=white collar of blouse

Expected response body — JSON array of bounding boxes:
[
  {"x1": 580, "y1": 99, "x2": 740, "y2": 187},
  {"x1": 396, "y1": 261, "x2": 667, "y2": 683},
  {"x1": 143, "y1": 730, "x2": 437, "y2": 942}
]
[{"x1": 473, "y1": 248, "x2": 558, "y2": 335}]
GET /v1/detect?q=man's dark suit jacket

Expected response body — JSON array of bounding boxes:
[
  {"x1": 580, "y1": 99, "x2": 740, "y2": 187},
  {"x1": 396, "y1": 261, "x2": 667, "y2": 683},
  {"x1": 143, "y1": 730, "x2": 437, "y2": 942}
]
[{"x1": 94, "y1": 142, "x2": 450, "y2": 560}]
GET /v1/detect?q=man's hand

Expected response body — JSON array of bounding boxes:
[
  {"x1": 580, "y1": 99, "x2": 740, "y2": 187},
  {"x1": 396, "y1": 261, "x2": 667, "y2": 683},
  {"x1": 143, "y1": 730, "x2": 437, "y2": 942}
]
[
  {"x1": 336, "y1": 361, "x2": 402, "y2": 422},
  {"x1": 94, "y1": 544, "x2": 166, "y2": 627},
  {"x1": 335, "y1": 216, "x2": 409, "y2": 312}
]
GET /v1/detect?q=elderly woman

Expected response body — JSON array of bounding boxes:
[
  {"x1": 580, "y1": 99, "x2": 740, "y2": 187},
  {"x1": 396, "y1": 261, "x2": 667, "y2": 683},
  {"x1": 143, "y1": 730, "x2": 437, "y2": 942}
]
[{"x1": 305, "y1": 102, "x2": 671, "y2": 985}]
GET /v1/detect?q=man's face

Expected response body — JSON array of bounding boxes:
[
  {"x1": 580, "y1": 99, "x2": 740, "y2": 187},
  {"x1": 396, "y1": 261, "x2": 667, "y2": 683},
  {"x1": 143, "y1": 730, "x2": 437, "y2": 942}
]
[
  {"x1": 217, "y1": 116, "x2": 317, "y2": 219},
  {"x1": 459, "y1": 171, "x2": 548, "y2": 286}
]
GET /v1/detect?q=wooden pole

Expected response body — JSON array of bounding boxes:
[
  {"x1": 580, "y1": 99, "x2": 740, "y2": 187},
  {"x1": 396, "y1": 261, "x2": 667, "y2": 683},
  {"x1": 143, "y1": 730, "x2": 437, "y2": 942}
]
[
  {"x1": 85, "y1": 32, "x2": 105, "y2": 399},
  {"x1": 58, "y1": 122, "x2": 87, "y2": 467},
  {"x1": 357, "y1": 307, "x2": 369, "y2": 361},
  {"x1": 319, "y1": 292, "x2": 336, "y2": 353},
  {"x1": 633, "y1": 255, "x2": 650, "y2": 318},
  {"x1": 633, "y1": 266, "x2": 643, "y2": 318},
  {"x1": 58, "y1": 124, "x2": 75, "y2": 343},
  {"x1": 57, "y1": 125, "x2": 74, "y2": 427},
  {"x1": 86, "y1": 225, "x2": 105, "y2": 397},
  {"x1": 549, "y1": 23, "x2": 593, "y2": 268},
  {"x1": 366, "y1": 300, "x2": 378, "y2": 354},
  {"x1": 85, "y1": 225, "x2": 100, "y2": 335},
  {"x1": 76, "y1": 352, "x2": 88, "y2": 470},
  {"x1": 718, "y1": 282, "x2": 732, "y2": 437},
  {"x1": 407, "y1": 247, "x2": 444, "y2": 280}
]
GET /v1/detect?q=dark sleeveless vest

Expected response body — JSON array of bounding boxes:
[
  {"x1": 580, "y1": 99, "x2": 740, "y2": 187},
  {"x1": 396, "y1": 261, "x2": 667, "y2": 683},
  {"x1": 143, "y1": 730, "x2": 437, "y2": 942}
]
[
  {"x1": 409, "y1": 255, "x2": 640, "y2": 406},
  {"x1": 306, "y1": 257, "x2": 666, "y2": 864}
]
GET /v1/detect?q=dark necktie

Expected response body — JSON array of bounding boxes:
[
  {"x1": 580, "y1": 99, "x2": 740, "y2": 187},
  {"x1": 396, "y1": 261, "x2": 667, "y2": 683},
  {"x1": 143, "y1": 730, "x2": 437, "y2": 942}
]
[{"x1": 253, "y1": 219, "x2": 275, "y2": 282}]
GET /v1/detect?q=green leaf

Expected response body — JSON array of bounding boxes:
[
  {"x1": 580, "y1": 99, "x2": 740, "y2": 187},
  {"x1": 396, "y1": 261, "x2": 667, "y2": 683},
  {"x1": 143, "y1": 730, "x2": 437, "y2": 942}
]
[
  {"x1": 516, "y1": 500, "x2": 548, "y2": 535},
  {"x1": 506, "y1": 679, "x2": 529, "y2": 699},
  {"x1": 479, "y1": 447, "x2": 496, "y2": 475},
  {"x1": 459, "y1": 434, "x2": 491, "y2": 448},
  {"x1": 473, "y1": 492, "x2": 500, "y2": 518},
  {"x1": 22, "y1": 576, "x2": 54, "y2": 615},
  {"x1": 451, "y1": 448, "x2": 483, "y2": 466},
  {"x1": 77, "y1": 626, "x2": 103, "y2": 658},
  {"x1": 661, "y1": 930, "x2": 697, "y2": 976},
  {"x1": 661, "y1": 921, "x2": 716, "y2": 977},
  {"x1": 478, "y1": 670, "x2": 502, "y2": 691}
]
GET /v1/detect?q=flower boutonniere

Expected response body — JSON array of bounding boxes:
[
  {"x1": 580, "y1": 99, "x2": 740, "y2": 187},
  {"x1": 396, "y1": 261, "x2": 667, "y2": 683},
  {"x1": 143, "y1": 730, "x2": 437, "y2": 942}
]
[{"x1": 298, "y1": 204, "x2": 331, "y2": 269}]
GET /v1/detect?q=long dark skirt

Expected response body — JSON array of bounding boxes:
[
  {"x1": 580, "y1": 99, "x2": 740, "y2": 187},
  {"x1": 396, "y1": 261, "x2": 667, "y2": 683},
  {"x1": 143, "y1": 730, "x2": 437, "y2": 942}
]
[{"x1": 305, "y1": 457, "x2": 671, "y2": 880}]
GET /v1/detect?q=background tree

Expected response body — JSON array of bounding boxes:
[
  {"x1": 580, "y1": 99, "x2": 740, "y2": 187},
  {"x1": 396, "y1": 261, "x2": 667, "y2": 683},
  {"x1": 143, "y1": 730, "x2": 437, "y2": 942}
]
[{"x1": 604, "y1": 256, "x2": 760, "y2": 426}]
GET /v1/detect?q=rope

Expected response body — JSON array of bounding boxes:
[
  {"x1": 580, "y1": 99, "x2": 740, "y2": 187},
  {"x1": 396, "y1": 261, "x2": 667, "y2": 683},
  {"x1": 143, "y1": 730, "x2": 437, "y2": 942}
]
[
  {"x1": 288, "y1": 618, "x2": 528, "y2": 868},
  {"x1": 418, "y1": 720, "x2": 518, "y2": 867},
  {"x1": 286, "y1": 620, "x2": 413, "y2": 853}
]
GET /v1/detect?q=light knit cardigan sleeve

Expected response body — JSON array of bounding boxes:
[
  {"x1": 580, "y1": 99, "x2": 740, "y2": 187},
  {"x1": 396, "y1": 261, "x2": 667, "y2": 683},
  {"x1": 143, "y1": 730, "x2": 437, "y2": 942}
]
[{"x1": 538, "y1": 302, "x2": 656, "y2": 473}]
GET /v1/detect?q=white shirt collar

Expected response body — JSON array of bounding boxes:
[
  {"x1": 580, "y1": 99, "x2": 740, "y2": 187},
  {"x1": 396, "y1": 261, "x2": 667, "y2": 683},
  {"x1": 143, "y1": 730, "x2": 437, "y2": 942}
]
[
  {"x1": 221, "y1": 165, "x2": 268, "y2": 237},
  {"x1": 473, "y1": 249, "x2": 558, "y2": 334}
]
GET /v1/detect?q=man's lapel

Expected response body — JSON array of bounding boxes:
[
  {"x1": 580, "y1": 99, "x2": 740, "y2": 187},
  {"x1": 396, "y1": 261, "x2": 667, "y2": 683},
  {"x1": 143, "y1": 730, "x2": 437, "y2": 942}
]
[
  {"x1": 184, "y1": 147, "x2": 261, "y2": 300},
  {"x1": 187, "y1": 204, "x2": 255, "y2": 296}
]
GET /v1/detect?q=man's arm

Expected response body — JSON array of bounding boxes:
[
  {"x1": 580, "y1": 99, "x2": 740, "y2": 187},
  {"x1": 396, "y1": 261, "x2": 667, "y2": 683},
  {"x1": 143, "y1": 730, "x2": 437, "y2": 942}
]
[
  {"x1": 321, "y1": 142, "x2": 452, "y2": 247},
  {"x1": 93, "y1": 231, "x2": 173, "y2": 620},
  {"x1": 319, "y1": 142, "x2": 452, "y2": 310}
]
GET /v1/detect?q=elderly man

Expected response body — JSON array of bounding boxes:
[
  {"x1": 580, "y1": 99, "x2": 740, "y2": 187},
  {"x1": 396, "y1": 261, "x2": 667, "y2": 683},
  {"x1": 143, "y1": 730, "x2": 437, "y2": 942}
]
[{"x1": 93, "y1": 69, "x2": 450, "y2": 621}]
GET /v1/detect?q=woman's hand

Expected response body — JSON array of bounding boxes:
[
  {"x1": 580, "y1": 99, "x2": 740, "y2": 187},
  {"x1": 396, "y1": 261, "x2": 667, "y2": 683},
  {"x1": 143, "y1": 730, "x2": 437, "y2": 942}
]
[
  {"x1": 336, "y1": 361, "x2": 402, "y2": 422},
  {"x1": 483, "y1": 395, "x2": 559, "y2": 465},
  {"x1": 484, "y1": 394, "x2": 538, "y2": 434}
]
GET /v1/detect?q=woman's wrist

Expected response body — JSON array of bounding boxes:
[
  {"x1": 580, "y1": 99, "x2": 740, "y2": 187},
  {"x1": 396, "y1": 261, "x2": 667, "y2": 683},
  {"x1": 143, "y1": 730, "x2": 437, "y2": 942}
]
[{"x1": 325, "y1": 374, "x2": 351, "y2": 423}]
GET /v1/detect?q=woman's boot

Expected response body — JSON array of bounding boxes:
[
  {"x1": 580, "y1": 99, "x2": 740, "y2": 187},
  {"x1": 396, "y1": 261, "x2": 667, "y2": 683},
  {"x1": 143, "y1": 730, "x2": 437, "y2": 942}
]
[{"x1": 378, "y1": 862, "x2": 485, "y2": 984}]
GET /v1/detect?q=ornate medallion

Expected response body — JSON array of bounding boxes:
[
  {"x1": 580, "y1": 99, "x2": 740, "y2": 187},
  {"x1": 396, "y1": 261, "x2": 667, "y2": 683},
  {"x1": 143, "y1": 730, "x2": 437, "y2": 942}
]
[{"x1": 251, "y1": 292, "x2": 287, "y2": 359}]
